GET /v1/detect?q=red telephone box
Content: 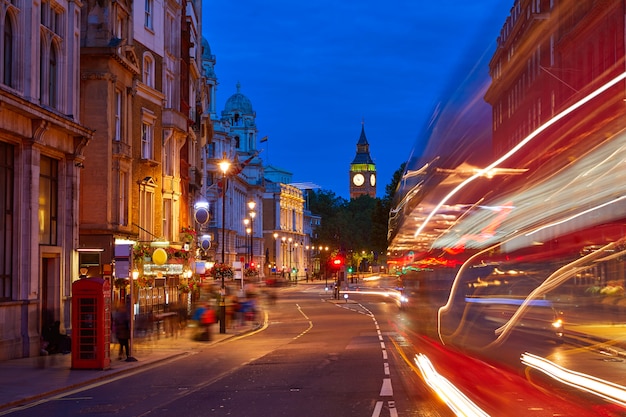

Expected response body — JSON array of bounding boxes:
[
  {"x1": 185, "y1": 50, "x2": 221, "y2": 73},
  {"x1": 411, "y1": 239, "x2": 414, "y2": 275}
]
[{"x1": 71, "y1": 277, "x2": 111, "y2": 370}]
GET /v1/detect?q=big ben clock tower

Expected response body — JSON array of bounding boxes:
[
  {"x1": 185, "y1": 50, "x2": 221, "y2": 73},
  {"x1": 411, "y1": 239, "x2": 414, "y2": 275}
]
[{"x1": 349, "y1": 122, "x2": 376, "y2": 199}]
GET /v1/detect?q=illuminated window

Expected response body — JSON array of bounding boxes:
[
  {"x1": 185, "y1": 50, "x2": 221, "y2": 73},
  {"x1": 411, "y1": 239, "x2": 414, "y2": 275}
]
[
  {"x1": 139, "y1": 183, "x2": 155, "y2": 242},
  {"x1": 39, "y1": 156, "x2": 58, "y2": 245}
]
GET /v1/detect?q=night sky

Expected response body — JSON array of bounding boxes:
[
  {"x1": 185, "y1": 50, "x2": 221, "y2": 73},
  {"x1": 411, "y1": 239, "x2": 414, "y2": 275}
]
[{"x1": 203, "y1": 0, "x2": 513, "y2": 198}]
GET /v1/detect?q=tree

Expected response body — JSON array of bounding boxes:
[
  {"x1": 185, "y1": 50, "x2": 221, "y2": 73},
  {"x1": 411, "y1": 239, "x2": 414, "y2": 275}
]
[{"x1": 308, "y1": 163, "x2": 406, "y2": 266}]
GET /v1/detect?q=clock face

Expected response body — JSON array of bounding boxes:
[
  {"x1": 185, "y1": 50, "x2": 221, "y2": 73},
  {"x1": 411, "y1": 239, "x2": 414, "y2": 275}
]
[
  {"x1": 352, "y1": 173, "x2": 365, "y2": 186},
  {"x1": 370, "y1": 174, "x2": 376, "y2": 186}
]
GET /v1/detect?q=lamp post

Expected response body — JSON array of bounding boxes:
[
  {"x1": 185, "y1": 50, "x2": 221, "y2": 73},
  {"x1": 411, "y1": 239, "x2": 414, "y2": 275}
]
[
  {"x1": 218, "y1": 155, "x2": 230, "y2": 334},
  {"x1": 281, "y1": 236, "x2": 287, "y2": 277},
  {"x1": 305, "y1": 245, "x2": 310, "y2": 282},
  {"x1": 294, "y1": 242, "x2": 299, "y2": 283},
  {"x1": 243, "y1": 218, "x2": 250, "y2": 266},
  {"x1": 248, "y1": 200, "x2": 256, "y2": 273},
  {"x1": 288, "y1": 237, "x2": 293, "y2": 280},
  {"x1": 273, "y1": 233, "x2": 278, "y2": 275}
]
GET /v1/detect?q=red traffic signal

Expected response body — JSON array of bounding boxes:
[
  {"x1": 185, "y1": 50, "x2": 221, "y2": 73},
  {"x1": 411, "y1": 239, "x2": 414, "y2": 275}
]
[{"x1": 331, "y1": 256, "x2": 344, "y2": 269}]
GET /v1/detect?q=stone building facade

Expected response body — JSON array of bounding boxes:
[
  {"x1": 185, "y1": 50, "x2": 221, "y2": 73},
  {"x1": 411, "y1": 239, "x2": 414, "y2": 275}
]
[{"x1": 0, "y1": 0, "x2": 94, "y2": 360}]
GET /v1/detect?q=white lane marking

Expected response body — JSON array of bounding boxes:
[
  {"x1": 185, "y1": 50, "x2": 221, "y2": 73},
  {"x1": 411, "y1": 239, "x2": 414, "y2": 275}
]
[
  {"x1": 384, "y1": 362, "x2": 390, "y2": 375},
  {"x1": 380, "y1": 342, "x2": 385, "y2": 349},
  {"x1": 371, "y1": 401, "x2": 383, "y2": 417},
  {"x1": 380, "y1": 378, "x2": 393, "y2": 396},
  {"x1": 382, "y1": 350, "x2": 388, "y2": 360},
  {"x1": 388, "y1": 401, "x2": 398, "y2": 417}
]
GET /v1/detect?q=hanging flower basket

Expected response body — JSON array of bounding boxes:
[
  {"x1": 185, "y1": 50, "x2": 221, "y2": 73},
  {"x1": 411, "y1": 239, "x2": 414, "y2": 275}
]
[
  {"x1": 211, "y1": 263, "x2": 233, "y2": 279},
  {"x1": 166, "y1": 246, "x2": 191, "y2": 262},
  {"x1": 180, "y1": 226, "x2": 197, "y2": 243},
  {"x1": 133, "y1": 243, "x2": 152, "y2": 263}
]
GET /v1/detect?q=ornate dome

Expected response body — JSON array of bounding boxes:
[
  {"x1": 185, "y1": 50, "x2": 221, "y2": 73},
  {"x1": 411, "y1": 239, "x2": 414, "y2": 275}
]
[
  {"x1": 201, "y1": 37, "x2": 213, "y2": 60},
  {"x1": 224, "y1": 82, "x2": 254, "y2": 115}
]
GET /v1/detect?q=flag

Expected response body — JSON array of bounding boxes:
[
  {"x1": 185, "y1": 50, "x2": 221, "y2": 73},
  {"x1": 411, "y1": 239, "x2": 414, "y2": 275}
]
[
  {"x1": 230, "y1": 151, "x2": 259, "y2": 176},
  {"x1": 260, "y1": 136, "x2": 268, "y2": 143}
]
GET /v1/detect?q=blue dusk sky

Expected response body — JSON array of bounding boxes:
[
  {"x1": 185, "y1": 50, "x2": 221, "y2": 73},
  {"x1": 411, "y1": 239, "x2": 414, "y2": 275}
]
[{"x1": 203, "y1": 1, "x2": 513, "y2": 199}]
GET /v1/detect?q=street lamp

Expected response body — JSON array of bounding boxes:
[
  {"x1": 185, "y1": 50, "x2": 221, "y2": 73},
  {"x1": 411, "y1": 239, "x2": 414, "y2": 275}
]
[
  {"x1": 288, "y1": 237, "x2": 293, "y2": 280},
  {"x1": 273, "y1": 233, "x2": 278, "y2": 275},
  {"x1": 281, "y1": 236, "x2": 287, "y2": 277},
  {"x1": 248, "y1": 200, "x2": 256, "y2": 273},
  {"x1": 305, "y1": 245, "x2": 310, "y2": 282},
  {"x1": 218, "y1": 154, "x2": 230, "y2": 334},
  {"x1": 294, "y1": 242, "x2": 299, "y2": 283}
]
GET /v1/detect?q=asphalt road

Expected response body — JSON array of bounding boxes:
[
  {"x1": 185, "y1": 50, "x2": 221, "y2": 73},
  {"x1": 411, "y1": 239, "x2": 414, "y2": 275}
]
[
  {"x1": 2, "y1": 284, "x2": 451, "y2": 417},
  {"x1": 6, "y1": 278, "x2": 625, "y2": 416}
]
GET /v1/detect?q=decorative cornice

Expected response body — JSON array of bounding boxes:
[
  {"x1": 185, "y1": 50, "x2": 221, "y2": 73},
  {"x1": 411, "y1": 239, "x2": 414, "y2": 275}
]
[{"x1": 81, "y1": 72, "x2": 113, "y2": 81}]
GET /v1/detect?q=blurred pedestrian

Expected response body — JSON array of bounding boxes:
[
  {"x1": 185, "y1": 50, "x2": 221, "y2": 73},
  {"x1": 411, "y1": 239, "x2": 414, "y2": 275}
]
[{"x1": 113, "y1": 306, "x2": 130, "y2": 360}]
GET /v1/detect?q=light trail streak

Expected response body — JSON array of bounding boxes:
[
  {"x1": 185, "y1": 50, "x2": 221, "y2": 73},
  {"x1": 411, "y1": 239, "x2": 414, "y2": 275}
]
[
  {"x1": 521, "y1": 352, "x2": 626, "y2": 407},
  {"x1": 413, "y1": 71, "x2": 626, "y2": 241},
  {"x1": 414, "y1": 353, "x2": 490, "y2": 417},
  {"x1": 524, "y1": 196, "x2": 626, "y2": 237}
]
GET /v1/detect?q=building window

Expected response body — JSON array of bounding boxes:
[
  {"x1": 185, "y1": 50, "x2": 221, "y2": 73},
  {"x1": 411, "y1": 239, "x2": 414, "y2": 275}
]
[
  {"x1": 39, "y1": 41, "x2": 60, "y2": 110},
  {"x1": 118, "y1": 170, "x2": 128, "y2": 226},
  {"x1": 0, "y1": 142, "x2": 14, "y2": 300},
  {"x1": 141, "y1": 122, "x2": 153, "y2": 160},
  {"x1": 141, "y1": 109, "x2": 157, "y2": 160},
  {"x1": 143, "y1": 54, "x2": 154, "y2": 88},
  {"x1": 114, "y1": 89, "x2": 122, "y2": 141},
  {"x1": 163, "y1": 135, "x2": 173, "y2": 176},
  {"x1": 163, "y1": 198, "x2": 172, "y2": 241},
  {"x1": 165, "y1": 74, "x2": 173, "y2": 108},
  {"x1": 144, "y1": 0, "x2": 153, "y2": 29},
  {"x1": 3, "y1": 15, "x2": 14, "y2": 88},
  {"x1": 139, "y1": 185, "x2": 155, "y2": 242},
  {"x1": 39, "y1": 156, "x2": 58, "y2": 246}
]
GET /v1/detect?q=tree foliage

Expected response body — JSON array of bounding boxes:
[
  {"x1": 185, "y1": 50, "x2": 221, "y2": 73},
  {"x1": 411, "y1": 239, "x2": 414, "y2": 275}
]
[{"x1": 307, "y1": 163, "x2": 406, "y2": 266}]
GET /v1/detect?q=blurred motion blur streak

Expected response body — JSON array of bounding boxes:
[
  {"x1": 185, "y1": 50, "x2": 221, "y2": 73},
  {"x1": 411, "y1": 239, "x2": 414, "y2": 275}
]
[
  {"x1": 521, "y1": 352, "x2": 626, "y2": 407},
  {"x1": 413, "y1": 71, "x2": 626, "y2": 244},
  {"x1": 414, "y1": 353, "x2": 490, "y2": 417}
]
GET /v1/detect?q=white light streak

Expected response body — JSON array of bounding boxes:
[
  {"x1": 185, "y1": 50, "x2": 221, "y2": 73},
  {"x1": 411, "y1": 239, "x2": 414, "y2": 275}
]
[
  {"x1": 413, "y1": 71, "x2": 626, "y2": 240},
  {"x1": 521, "y1": 352, "x2": 626, "y2": 407},
  {"x1": 414, "y1": 353, "x2": 490, "y2": 417}
]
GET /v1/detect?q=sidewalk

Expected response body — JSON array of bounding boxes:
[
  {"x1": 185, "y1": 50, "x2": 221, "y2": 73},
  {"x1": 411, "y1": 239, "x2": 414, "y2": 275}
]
[{"x1": 0, "y1": 319, "x2": 263, "y2": 413}]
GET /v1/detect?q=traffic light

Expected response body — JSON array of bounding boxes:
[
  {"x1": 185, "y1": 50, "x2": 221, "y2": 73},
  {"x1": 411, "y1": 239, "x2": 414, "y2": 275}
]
[
  {"x1": 348, "y1": 266, "x2": 353, "y2": 274},
  {"x1": 331, "y1": 256, "x2": 344, "y2": 270},
  {"x1": 250, "y1": 261, "x2": 255, "y2": 269}
]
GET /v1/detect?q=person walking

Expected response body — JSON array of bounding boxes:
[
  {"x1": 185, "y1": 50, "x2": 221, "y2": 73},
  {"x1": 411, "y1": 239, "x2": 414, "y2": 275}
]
[{"x1": 113, "y1": 306, "x2": 130, "y2": 360}]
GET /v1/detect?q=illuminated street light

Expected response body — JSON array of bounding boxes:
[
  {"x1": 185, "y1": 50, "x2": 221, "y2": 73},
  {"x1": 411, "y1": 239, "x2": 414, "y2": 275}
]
[
  {"x1": 248, "y1": 200, "x2": 256, "y2": 277},
  {"x1": 218, "y1": 154, "x2": 230, "y2": 334}
]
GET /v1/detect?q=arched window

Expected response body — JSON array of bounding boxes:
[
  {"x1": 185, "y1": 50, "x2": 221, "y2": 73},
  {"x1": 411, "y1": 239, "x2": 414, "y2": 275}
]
[
  {"x1": 39, "y1": 38, "x2": 46, "y2": 103},
  {"x1": 49, "y1": 45, "x2": 58, "y2": 109},
  {"x1": 3, "y1": 15, "x2": 13, "y2": 87},
  {"x1": 143, "y1": 54, "x2": 154, "y2": 87}
]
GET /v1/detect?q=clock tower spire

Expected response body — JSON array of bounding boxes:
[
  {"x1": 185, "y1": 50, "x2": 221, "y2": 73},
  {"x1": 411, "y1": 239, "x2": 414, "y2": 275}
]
[{"x1": 349, "y1": 121, "x2": 376, "y2": 199}]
